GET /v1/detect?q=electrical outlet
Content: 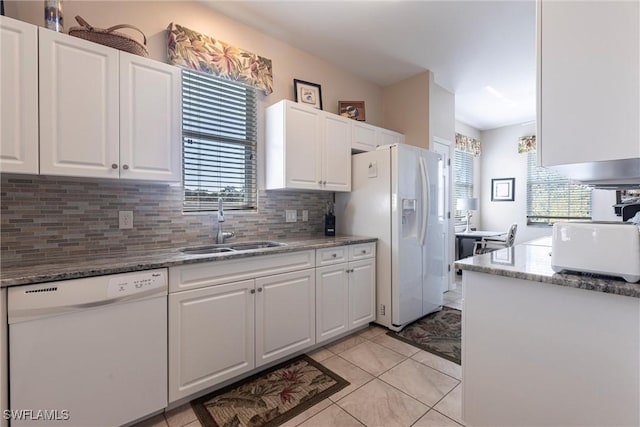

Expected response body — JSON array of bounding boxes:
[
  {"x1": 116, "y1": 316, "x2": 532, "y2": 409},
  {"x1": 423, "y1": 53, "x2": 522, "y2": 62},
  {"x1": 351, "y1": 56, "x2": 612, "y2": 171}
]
[
  {"x1": 119, "y1": 211, "x2": 133, "y2": 229},
  {"x1": 302, "y1": 210, "x2": 309, "y2": 222},
  {"x1": 285, "y1": 210, "x2": 297, "y2": 223}
]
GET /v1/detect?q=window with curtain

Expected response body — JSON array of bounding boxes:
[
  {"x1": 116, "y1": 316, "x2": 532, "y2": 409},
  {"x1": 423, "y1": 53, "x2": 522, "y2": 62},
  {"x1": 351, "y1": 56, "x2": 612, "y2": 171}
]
[
  {"x1": 454, "y1": 149, "x2": 474, "y2": 224},
  {"x1": 182, "y1": 70, "x2": 258, "y2": 212},
  {"x1": 526, "y1": 151, "x2": 592, "y2": 224}
]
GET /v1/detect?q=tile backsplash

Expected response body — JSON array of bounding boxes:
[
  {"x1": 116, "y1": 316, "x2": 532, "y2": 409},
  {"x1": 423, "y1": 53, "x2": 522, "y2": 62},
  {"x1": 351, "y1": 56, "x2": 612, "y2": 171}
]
[{"x1": 0, "y1": 174, "x2": 333, "y2": 264}]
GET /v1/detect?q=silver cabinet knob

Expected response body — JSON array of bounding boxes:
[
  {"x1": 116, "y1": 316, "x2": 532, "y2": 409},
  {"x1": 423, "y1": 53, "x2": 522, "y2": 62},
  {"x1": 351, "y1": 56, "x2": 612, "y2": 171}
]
[
  {"x1": 361, "y1": 250, "x2": 366, "y2": 254},
  {"x1": 111, "y1": 163, "x2": 118, "y2": 169},
  {"x1": 258, "y1": 288, "x2": 263, "y2": 292},
  {"x1": 122, "y1": 164, "x2": 129, "y2": 170},
  {"x1": 332, "y1": 253, "x2": 337, "y2": 258},
  {"x1": 250, "y1": 289, "x2": 255, "y2": 294}
]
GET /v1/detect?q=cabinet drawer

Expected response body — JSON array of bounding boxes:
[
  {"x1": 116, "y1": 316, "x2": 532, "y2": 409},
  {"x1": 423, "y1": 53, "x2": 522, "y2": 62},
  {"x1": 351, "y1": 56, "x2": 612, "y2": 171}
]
[
  {"x1": 316, "y1": 246, "x2": 348, "y2": 266},
  {"x1": 349, "y1": 242, "x2": 376, "y2": 261},
  {"x1": 169, "y1": 250, "x2": 315, "y2": 293}
]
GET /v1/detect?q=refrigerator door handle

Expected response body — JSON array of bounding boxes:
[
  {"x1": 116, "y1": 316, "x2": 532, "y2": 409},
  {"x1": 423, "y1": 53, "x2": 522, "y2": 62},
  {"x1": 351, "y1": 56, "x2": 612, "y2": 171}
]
[{"x1": 418, "y1": 156, "x2": 430, "y2": 246}]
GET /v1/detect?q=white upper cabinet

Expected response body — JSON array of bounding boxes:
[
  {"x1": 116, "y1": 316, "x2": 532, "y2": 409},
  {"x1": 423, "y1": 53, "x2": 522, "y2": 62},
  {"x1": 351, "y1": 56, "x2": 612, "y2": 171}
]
[
  {"x1": 351, "y1": 121, "x2": 404, "y2": 153},
  {"x1": 537, "y1": 0, "x2": 640, "y2": 166},
  {"x1": 351, "y1": 121, "x2": 378, "y2": 152},
  {"x1": 119, "y1": 52, "x2": 181, "y2": 181},
  {"x1": 39, "y1": 29, "x2": 181, "y2": 181},
  {"x1": 378, "y1": 128, "x2": 404, "y2": 147},
  {"x1": 39, "y1": 28, "x2": 120, "y2": 178},
  {"x1": 266, "y1": 100, "x2": 351, "y2": 191},
  {"x1": 0, "y1": 17, "x2": 39, "y2": 174},
  {"x1": 322, "y1": 114, "x2": 351, "y2": 191}
]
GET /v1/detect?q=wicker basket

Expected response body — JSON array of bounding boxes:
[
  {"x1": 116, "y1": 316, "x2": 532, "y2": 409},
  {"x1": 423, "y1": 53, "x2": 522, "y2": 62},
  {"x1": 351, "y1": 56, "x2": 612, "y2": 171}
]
[{"x1": 68, "y1": 16, "x2": 149, "y2": 57}]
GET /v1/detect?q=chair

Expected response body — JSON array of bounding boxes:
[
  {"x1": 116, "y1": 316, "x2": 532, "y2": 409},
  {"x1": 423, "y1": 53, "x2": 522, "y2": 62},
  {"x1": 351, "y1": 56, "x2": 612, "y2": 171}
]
[{"x1": 473, "y1": 223, "x2": 518, "y2": 255}]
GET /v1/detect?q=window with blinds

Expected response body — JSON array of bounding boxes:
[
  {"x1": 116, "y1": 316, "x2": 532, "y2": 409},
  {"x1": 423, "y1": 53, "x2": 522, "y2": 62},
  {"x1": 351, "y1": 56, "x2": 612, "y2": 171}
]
[
  {"x1": 182, "y1": 70, "x2": 257, "y2": 212},
  {"x1": 526, "y1": 151, "x2": 592, "y2": 224},
  {"x1": 454, "y1": 149, "x2": 474, "y2": 224}
]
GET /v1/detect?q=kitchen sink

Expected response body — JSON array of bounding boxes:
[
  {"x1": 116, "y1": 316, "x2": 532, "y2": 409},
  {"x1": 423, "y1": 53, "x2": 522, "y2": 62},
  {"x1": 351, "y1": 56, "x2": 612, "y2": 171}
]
[
  {"x1": 180, "y1": 246, "x2": 236, "y2": 255},
  {"x1": 227, "y1": 241, "x2": 286, "y2": 251},
  {"x1": 180, "y1": 241, "x2": 286, "y2": 255}
]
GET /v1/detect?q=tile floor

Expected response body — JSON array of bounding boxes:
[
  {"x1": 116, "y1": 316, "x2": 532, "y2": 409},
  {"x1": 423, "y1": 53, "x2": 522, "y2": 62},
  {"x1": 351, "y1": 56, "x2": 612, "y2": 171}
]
[{"x1": 135, "y1": 286, "x2": 465, "y2": 427}]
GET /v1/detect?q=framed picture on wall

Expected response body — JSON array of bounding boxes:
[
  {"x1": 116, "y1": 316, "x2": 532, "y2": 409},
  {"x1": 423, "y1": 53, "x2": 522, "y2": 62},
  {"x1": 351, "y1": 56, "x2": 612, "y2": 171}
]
[
  {"x1": 293, "y1": 79, "x2": 323, "y2": 110},
  {"x1": 491, "y1": 177, "x2": 515, "y2": 201},
  {"x1": 338, "y1": 101, "x2": 366, "y2": 121}
]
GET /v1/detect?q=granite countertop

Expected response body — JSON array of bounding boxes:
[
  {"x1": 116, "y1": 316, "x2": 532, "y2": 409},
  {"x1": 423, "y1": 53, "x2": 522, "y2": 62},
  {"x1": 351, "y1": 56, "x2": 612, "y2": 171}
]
[
  {"x1": 0, "y1": 235, "x2": 376, "y2": 287},
  {"x1": 455, "y1": 237, "x2": 640, "y2": 298}
]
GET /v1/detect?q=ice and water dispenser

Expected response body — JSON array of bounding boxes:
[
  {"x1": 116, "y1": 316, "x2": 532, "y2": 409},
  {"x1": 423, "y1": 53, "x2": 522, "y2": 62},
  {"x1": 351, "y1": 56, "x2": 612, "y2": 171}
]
[{"x1": 402, "y1": 198, "x2": 418, "y2": 238}]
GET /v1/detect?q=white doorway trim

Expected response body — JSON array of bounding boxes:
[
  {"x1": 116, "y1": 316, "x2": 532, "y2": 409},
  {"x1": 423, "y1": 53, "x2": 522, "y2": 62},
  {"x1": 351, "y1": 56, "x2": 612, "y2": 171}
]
[{"x1": 431, "y1": 136, "x2": 456, "y2": 291}]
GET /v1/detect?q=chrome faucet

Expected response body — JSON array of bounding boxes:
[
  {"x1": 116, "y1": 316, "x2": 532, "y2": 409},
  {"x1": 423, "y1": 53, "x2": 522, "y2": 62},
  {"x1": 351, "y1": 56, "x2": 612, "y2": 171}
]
[{"x1": 216, "y1": 198, "x2": 235, "y2": 244}]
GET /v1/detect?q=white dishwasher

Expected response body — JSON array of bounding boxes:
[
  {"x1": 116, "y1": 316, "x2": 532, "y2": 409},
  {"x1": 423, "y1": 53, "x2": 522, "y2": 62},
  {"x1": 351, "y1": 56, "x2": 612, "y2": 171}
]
[{"x1": 8, "y1": 269, "x2": 168, "y2": 427}]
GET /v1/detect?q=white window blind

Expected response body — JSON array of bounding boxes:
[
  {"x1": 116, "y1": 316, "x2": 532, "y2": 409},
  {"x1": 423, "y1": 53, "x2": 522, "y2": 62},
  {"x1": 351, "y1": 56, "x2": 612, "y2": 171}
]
[
  {"x1": 526, "y1": 151, "x2": 592, "y2": 224},
  {"x1": 454, "y1": 149, "x2": 474, "y2": 224},
  {"x1": 182, "y1": 70, "x2": 257, "y2": 212}
]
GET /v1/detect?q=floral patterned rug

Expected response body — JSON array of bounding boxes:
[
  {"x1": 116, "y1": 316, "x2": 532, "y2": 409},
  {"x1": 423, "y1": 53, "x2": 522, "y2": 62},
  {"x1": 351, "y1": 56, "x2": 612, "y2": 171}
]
[
  {"x1": 387, "y1": 307, "x2": 462, "y2": 365},
  {"x1": 191, "y1": 355, "x2": 349, "y2": 427}
]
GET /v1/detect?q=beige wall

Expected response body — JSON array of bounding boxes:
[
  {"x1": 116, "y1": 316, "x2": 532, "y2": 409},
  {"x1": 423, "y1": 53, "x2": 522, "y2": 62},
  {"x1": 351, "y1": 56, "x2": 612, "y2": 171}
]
[
  {"x1": 428, "y1": 75, "x2": 455, "y2": 145},
  {"x1": 6, "y1": 0, "x2": 385, "y2": 188},
  {"x1": 382, "y1": 71, "x2": 430, "y2": 149}
]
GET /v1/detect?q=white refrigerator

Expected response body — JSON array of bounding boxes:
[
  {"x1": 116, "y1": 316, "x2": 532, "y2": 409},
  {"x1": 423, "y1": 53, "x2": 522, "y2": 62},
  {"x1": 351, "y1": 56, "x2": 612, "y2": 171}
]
[{"x1": 336, "y1": 144, "x2": 446, "y2": 331}]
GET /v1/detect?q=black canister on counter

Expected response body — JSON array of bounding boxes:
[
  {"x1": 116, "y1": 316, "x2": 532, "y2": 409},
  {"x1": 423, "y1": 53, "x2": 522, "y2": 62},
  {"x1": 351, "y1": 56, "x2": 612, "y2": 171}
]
[
  {"x1": 324, "y1": 201, "x2": 335, "y2": 236},
  {"x1": 324, "y1": 213, "x2": 335, "y2": 236}
]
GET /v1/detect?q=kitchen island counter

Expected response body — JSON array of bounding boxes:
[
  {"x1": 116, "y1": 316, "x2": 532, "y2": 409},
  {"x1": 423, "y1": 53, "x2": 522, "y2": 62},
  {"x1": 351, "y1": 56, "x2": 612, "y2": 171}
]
[
  {"x1": 0, "y1": 235, "x2": 376, "y2": 287},
  {"x1": 455, "y1": 239, "x2": 639, "y2": 298},
  {"x1": 458, "y1": 238, "x2": 640, "y2": 426}
]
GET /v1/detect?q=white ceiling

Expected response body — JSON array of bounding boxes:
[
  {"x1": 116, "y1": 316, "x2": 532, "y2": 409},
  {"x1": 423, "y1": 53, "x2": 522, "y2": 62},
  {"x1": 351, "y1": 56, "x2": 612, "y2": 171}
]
[{"x1": 204, "y1": 0, "x2": 537, "y2": 131}]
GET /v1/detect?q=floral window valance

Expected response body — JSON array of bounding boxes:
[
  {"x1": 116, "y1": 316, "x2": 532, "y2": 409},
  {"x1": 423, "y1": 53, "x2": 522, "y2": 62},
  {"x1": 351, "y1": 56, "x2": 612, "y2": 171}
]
[
  {"x1": 518, "y1": 135, "x2": 536, "y2": 153},
  {"x1": 455, "y1": 133, "x2": 481, "y2": 156},
  {"x1": 167, "y1": 23, "x2": 273, "y2": 95}
]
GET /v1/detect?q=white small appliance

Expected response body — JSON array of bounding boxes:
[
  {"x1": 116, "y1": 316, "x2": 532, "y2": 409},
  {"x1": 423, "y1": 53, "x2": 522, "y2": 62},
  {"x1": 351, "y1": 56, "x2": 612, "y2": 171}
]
[
  {"x1": 8, "y1": 269, "x2": 168, "y2": 426},
  {"x1": 336, "y1": 144, "x2": 446, "y2": 331},
  {"x1": 551, "y1": 222, "x2": 640, "y2": 283}
]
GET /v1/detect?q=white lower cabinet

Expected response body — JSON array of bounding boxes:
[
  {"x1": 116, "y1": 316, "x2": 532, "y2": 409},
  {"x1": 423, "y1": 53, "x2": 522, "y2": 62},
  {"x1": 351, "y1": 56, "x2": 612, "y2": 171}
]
[
  {"x1": 169, "y1": 244, "x2": 374, "y2": 403},
  {"x1": 168, "y1": 251, "x2": 317, "y2": 403},
  {"x1": 348, "y1": 258, "x2": 376, "y2": 329},
  {"x1": 255, "y1": 269, "x2": 316, "y2": 367},
  {"x1": 168, "y1": 279, "x2": 255, "y2": 403},
  {"x1": 316, "y1": 265, "x2": 350, "y2": 343},
  {"x1": 316, "y1": 244, "x2": 376, "y2": 344}
]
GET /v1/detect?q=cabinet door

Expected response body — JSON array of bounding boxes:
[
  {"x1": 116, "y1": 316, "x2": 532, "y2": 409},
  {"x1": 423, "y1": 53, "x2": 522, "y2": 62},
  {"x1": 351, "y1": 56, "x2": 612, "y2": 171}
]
[
  {"x1": 316, "y1": 264, "x2": 349, "y2": 343},
  {"x1": 39, "y1": 29, "x2": 119, "y2": 178},
  {"x1": 352, "y1": 121, "x2": 378, "y2": 152},
  {"x1": 255, "y1": 269, "x2": 315, "y2": 367},
  {"x1": 322, "y1": 114, "x2": 351, "y2": 191},
  {"x1": 284, "y1": 103, "x2": 322, "y2": 189},
  {"x1": 0, "y1": 17, "x2": 38, "y2": 174},
  {"x1": 378, "y1": 128, "x2": 403, "y2": 147},
  {"x1": 169, "y1": 280, "x2": 255, "y2": 402},
  {"x1": 538, "y1": 1, "x2": 640, "y2": 166},
  {"x1": 349, "y1": 258, "x2": 376, "y2": 329},
  {"x1": 120, "y1": 53, "x2": 181, "y2": 182}
]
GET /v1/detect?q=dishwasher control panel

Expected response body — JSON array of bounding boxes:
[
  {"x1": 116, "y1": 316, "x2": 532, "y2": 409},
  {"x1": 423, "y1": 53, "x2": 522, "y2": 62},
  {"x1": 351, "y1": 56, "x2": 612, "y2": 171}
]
[
  {"x1": 9, "y1": 269, "x2": 168, "y2": 324},
  {"x1": 107, "y1": 270, "x2": 167, "y2": 297}
]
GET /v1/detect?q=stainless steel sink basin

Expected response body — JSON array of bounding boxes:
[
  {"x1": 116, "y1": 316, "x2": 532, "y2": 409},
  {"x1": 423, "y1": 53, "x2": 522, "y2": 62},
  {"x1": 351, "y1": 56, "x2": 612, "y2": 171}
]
[
  {"x1": 180, "y1": 241, "x2": 286, "y2": 255},
  {"x1": 180, "y1": 246, "x2": 236, "y2": 255},
  {"x1": 227, "y1": 241, "x2": 286, "y2": 251}
]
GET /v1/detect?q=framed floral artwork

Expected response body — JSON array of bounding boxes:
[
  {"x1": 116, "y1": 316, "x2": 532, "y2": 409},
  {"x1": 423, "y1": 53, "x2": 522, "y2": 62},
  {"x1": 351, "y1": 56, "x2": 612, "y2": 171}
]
[
  {"x1": 293, "y1": 79, "x2": 323, "y2": 110},
  {"x1": 338, "y1": 101, "x2": 366, "y2": 121}
]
